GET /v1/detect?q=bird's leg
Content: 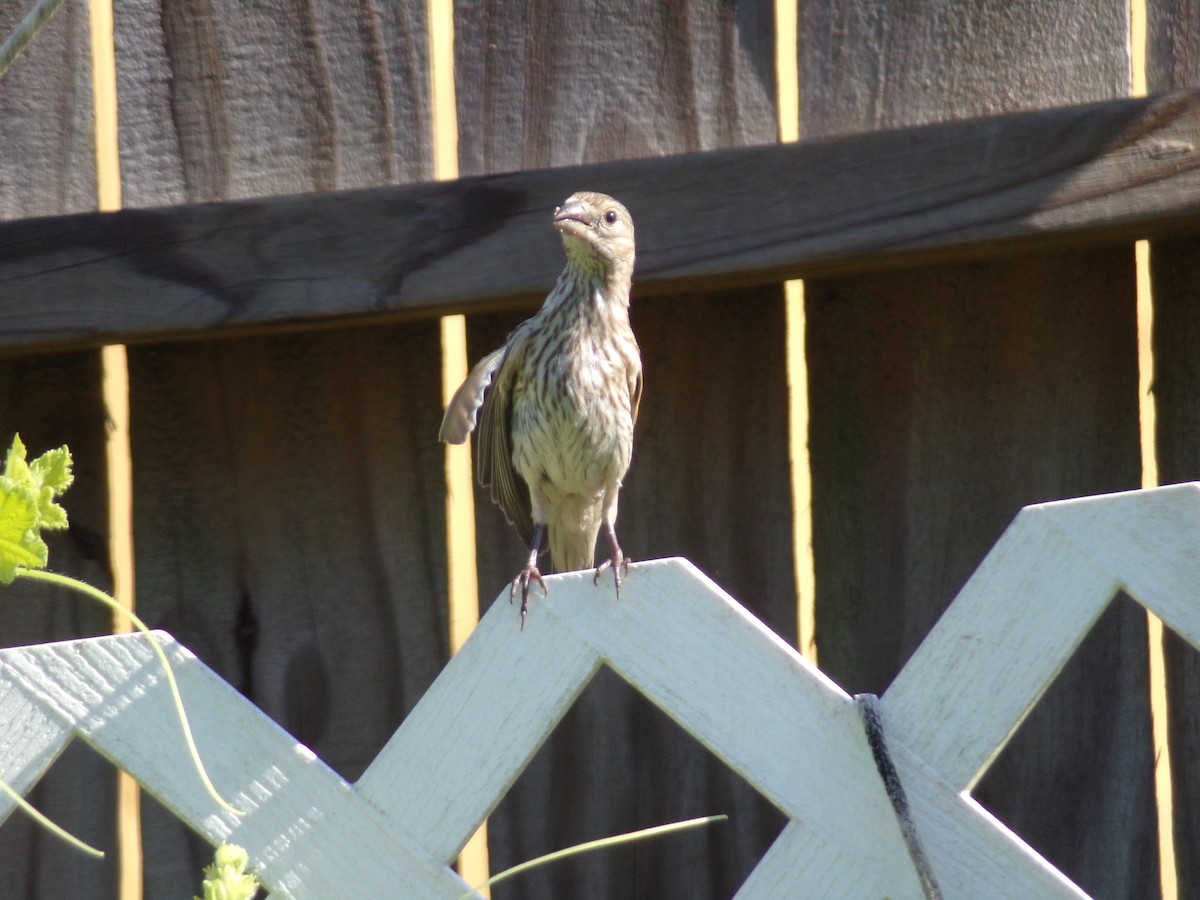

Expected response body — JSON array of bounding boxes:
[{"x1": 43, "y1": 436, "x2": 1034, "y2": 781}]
[
  {"x1": 510, "y1": 523, "x2": 548, "y2": 627},
  {"x1": 593, "y1": 522, "x2": 630, "y2": 600}
]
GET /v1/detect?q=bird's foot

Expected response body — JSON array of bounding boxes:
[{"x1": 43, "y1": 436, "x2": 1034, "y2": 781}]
[
  {"x1": 509, "y1": 565, "x2": 547, "y2": 628},
  {"x1": 593, "y1": 553, "x2": 631, "y2": 600}
]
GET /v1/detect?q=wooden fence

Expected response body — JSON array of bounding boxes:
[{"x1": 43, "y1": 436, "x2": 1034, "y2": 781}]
[
  {"x1": 3, "y1": 0, "x2": 1200, "y2": 897},
  {"x1": 5, "y1": 484, "x2": 1199, "y2": 898}
]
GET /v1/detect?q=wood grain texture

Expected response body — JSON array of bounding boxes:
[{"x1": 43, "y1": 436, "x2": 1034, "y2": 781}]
[
  {"x1": 109, "y1": 1, "x2": 445, "y2": 894},
  {"x1": 0, "y1": 0, "x2": 96, "y2": 219},
  {"x1": 1151, "y1": 238, "x2": 1200, "y2": 896},
  {"x1": 4, "y1": 90, "x2": 1200, "y2": 351},
  {"x1": 454, "y1": 1, "x2": 775, "y2": 170},
  {"x1": 799, "y1": 1, "x2": 1130, "y2": 136},
  {"x1": 127, "y1": 328, "x2": 451, "y2": 894},
  {"x1": 114, "y1": 0, "x2": 431, "y2": 204},
  {"x1": 799, "y1": 1, "x2": 1155, "y2": 896},
  {"x1": 1145, "y1": 4, "x2": 1200, "y2": 895},
  {"x1": 878, "y1": 485, "x2": 1200, "y2": 900},
  {"x1": 0, "y1": 354, "x2": 118, "y2": 899},
  {"x1": 885, "y1": 511, "x2": 1119, "y2": 792},
  {"x1": 454, "y1": 3, "x2": 790, "y2": 898},
  {"x1": 807, "y1": 246, "x2": 1154, "y2": 900},
  {"x1": 0, "y1": 3, "x2": 117, "y2": 896}
]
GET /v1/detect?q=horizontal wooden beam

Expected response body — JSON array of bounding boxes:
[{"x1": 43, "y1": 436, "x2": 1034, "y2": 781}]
[{"x1": 4, "y1": 90, "x2": 1200, "y2": 351}]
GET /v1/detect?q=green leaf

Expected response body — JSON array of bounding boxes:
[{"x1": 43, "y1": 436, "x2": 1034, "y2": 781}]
[
  {"x1": 0, "y1": 482, "x2": 47, "y2": 583},
  {"x1": 0, "y1": 435, "x2": 73, "y2": 581},
  {"x1": 3, "y1": 434, "x2": 30, "y2": 482},
  {"x1": 29, "y1": 443, "x2": 72, "y2": 493},
  {"x1": 30, "y1": 445, "x2": 73, "y2": 528}
]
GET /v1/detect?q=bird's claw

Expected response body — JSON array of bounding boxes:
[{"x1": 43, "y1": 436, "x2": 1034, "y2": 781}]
[
  {"x1": 510, "y1": 565, "x2": 548, "y2": 628},
  {"x1": 593, "y1": 554, "x2": 631, "y2": 600}
]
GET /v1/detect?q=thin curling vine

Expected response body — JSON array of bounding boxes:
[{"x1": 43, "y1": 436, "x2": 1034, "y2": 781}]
[{"x1": 0, "y1": 435, "x2": 244, "y2": 859}]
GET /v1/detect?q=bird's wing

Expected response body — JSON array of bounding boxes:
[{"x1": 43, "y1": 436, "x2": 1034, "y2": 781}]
[
  {"x1": 439, "y1": 348, "x2": 506, "y2": 444},
  {"x1": 478, "y1": 329, "x2": 536, "y2": 548}
]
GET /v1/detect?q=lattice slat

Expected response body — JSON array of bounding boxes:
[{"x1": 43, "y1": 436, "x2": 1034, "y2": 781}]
[{"x1": 4, "y1": 483, "x2": 1200, "y2": 897}]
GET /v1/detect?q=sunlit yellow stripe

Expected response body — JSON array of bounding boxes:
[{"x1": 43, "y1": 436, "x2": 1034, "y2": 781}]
[
  {"x1": 90, "y1": 0, "x2": 141, "y2": 897},
  {"x1": 1129, "y1": 0, "x2": 1177, "y2": 895},
  {"x1": 429, "y1": 0, "x2": 491, "y2": 892},
  {"x1": 90, "y1": 0, "x2": 119, "y2": 214},
  {"x1": 775, "y1": 0, "x2": 816, "y2": 662}
]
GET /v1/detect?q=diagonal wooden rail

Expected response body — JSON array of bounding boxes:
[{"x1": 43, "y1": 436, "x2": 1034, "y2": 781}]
[
  {"x1": 2, "y1": 90, "x2": 1200, "y2": 353},
  {"x1": 2, "y1": 484, "x2": 1200, "y2": 897}
]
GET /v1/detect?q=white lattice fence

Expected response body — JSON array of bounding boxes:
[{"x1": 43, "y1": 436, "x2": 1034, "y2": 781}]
[{"x1": 3, "y1": 484, "x2": 1199, "y2": 898}]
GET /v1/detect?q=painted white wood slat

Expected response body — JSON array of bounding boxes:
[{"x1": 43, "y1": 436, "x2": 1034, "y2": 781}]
[
  {"x1": 2, "y1": 484, "x2": 1198, "y2": 897},
  {"x1": 884, "y1": 511, "x2": 1120, "y2": 790},
  {"x1": 0, "y1": 634, "x2": 470, "y2": 898},
  {"x1": 357, "y1": 601, "x2": 602, "y2": 862}
]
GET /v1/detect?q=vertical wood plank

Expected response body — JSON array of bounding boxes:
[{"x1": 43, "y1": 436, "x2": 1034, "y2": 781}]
[
  {"x1": 111, "y1": 1, "x2": 444, "y2": 893},
  {"x1": 0, "y1": 0, "x2": 97, "y2": 215},
  {"x1": 1151, "y1": 236, "x2": 1200, "y2": 899},
  {"x1": 114, "y1": 0, "x2": 432, "y2": 204},
  {"x1": 0, "y1": 2, "x2": 117, "y2": 896},
  {"x1": 1145, "y1": 2, "x2": 1200, "y2": 894},
  {"x1": 454, "y1": 3, "x2": 791, "y2": 897},
  {"x1": 0, "y1": 355, "x2": 118, "y2": 898},
  {"x1": 799, "y1": 2, "x2": 1155, "y2": 896}
]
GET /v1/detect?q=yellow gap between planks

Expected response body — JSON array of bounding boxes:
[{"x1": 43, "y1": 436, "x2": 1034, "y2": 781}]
[
  {"x1": 775, "y1": 0, "x2": 817, "y2": 665},
  {"x1": 429, "y1": 0, "x2": 492, "y2": 893},
  {"x1": 89, "y1": 0, "x2": 142, "y2": 898},
  {"x1": 1130, "y1": 0, "x2": 1178, "y2": 895}
]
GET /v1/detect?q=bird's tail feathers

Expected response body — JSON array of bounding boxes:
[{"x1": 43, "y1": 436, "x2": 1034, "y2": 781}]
[{"x1": 548, "y1": 519, "x2": 601, "y2": 574}]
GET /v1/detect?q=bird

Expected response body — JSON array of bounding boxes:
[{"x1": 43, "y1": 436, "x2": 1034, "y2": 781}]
[{"x1": 439, "y1": 191, "x2": 642, "y2": 625}]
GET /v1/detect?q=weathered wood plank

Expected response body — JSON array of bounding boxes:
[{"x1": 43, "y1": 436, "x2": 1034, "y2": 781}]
[
  {"x1": 1146, "y1": 4, "x2": 1200, "y2": 895},
  {"x1": 357, "y1": 590, "x2": 602, "y2": 865},
  {"x1": 454, "y1": 4, "x2": 789, "y2": 898},
  {"x1": 884, "y1": 511, "x2": 1119, "y2": 791},
  {"x1": 0, "y1": 2, "x2": 118, "y2": 896},
  {"x1": 3, "y1": 91, "x2": 1200, "y2": 351},
  {"x1": 800, "y1": 1, "x2": 1155, "y2": 897},
  {"x1": 113, "y1": 0, "x2": 431, "y2": 206},
  {"x1": 1151, "y1": 236, "x2": 1200, "y2": 897},
  {"x1": 127, "y1": 330, "x2": 450, "y2": 762},
  {"x1": 0, "y1": 0, "x2": 96, "y2": 219},
  {"x1": 126, "y1": 326, "x2": 451, "y2": 894},
  {"x1": 109, "y1": 1, "x2": 445, "y2": 895},
  {"x1": 0, "y1": 354, "x2": 118, "y2": 898}
]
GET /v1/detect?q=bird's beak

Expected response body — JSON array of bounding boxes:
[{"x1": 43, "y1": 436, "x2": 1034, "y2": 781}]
[{"x1": 553, "y1": 199, "x2": 591, "y2": 238}]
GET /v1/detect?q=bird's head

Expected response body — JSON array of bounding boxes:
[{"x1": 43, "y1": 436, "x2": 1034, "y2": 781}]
[{"x1": 553, "y1": 191, "x2": 635, "y2": 279}]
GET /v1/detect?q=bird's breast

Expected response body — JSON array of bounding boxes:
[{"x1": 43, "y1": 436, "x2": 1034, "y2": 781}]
[{"x1": 510, "y1": 329, "x2": 636, "y2": 494}]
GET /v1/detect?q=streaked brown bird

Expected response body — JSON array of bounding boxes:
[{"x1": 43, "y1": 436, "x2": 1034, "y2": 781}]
[{"x1": 439, "y1": 191, "x2": 642, "y2": 623}]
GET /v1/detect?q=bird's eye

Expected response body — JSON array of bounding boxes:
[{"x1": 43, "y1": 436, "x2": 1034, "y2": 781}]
[{"x1": 604, "y1": 210, "x2": 619, "y2": 225}]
